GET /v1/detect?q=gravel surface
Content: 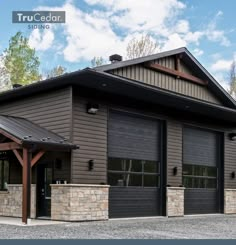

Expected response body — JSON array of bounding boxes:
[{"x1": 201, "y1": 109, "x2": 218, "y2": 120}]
[{"x1": 0, "y1": 215, "x2": 236, "y2": 239}]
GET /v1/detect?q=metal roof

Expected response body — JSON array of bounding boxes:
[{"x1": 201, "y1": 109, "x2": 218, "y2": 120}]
[
  {"x1": 0, "y1": 115, "x2": 78, "y2": 150},
  {"x1": 95, "y1": 47, "x2": 187, "y2": 71},
  {"x1": 0, "y1": 68, "x2": 236, "y2": 124},
  {"x1": 0, "y1": 48, "x2": 235, "y2": 109}
]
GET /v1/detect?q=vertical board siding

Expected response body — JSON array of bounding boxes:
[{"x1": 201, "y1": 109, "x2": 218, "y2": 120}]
[
  {"x1": 167, "y1": 120, "x2": 182, "y2": 187},
  {"x1": 224, "y1": 133, "x2": 236, "y2": 189},
  {"x1": 110, "y1": 56, "x2": 221, "y2": 105},
  {"x1": 71, "y1": 96, "x2": 107, "y2": 184},
  {"x1": 0, "y1": 87, "x2": 72, "y2": 140}
]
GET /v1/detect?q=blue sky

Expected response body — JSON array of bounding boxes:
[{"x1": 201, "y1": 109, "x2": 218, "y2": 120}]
[{"x1": 0, "y1": 0, "x2": 236, "y2": 88}]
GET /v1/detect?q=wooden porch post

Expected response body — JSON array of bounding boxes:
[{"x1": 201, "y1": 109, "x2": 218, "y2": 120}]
[{"x1": 22, "y1": 148, "x2": 32, "y2": 224}]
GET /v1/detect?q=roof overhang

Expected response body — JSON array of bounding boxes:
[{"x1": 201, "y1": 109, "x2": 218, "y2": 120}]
[
  {"x1": 74, "y1": 69, "x2": 236, "y2": 124},
  {"x1": 0, "y1": 68, "x2": 236, "y2": 124}
]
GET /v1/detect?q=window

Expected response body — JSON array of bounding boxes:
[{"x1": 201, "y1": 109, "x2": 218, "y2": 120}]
[
  {"x1": 108, "y1": 158, "x2": 159, "y2": 187},
  {"x1": 183, "y1": 164, "x2": 217, "y2": 189},
  {"x1": 0, "y1": 158, "x2": 9, "y2": 190}
]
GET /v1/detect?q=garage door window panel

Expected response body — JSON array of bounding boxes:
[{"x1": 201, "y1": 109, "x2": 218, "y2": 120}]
[
  {"x1": 108, "y1": 158, "x2": 159, "y2": 187},
  {"x1": 183, "y1": 164, "x2": 217, "y2": 189}
]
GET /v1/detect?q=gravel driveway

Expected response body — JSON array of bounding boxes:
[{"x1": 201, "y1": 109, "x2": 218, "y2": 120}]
[{"x1": 0, "y1": 215, "x2": 236, "y2": 239}]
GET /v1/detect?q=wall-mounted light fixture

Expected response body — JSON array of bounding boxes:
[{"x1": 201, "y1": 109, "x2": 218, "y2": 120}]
[
  {"x1": 87, "y1": 103, "x2": 99, "y2": 114},
  {"x1": 173, "y1": 167, "x2": 178, "y2": 176},
  {"x1": 229, "y1": 132, "x2": 236, "y2": 141},
  {"x1": 88, "y1": 160, "x2": 94, "y2": 171},
  {"x1": 231, "y1": 171, "x2": 235, "y2": 179}
]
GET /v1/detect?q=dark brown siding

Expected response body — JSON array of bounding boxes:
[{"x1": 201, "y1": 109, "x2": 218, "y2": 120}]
[
  {"x1": 71, "y1": 95, "x2": 185, "y2": 187},
  {"x1": 0, "y1": 87, "x2": 72, "y2": 139},
  {"x1": 167, "y1": 120, "x2": 183, "y2": 186},
  {"x1": 224, "y1": 133, "x2": 236, "y2": 189},
  {"x1": 0, "y1": 87, "x2": 73, "y2": 184},
  {"x1": 71, "y1": 96, "x2": 107, "y2": 184},
  {"x1": 110, "y1": 56, "x2": 222, "y2": 105}
]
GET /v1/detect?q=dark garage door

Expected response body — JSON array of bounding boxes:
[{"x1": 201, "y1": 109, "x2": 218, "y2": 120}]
[
  {"x1": 183, "y1": 127, "x2": 222, "y2": 214},
  {"x1": 108, "y1": 111, "x2": 162, "y2": 218}
]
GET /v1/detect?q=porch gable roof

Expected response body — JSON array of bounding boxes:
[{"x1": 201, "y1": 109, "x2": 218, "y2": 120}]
[{"x1": 0, "y1": 115, "x2": 78, "y2": 151}]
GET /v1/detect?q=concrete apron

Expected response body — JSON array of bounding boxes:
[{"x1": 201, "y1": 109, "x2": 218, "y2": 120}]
[{"x1": 0, "y1": 216, "x2": 65, "y2": 226}]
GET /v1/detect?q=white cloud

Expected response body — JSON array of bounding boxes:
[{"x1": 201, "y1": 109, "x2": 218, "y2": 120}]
[
  {"x1": 31, "y1": 1, "x2": 231, "y2": 63},
  {"x1": 85, "y1": 0, "x2": 186, "y2": 34},
  {"x1": 33, "y1": 0, "x2": 187, "y2": 62},
  {"x1": 161, "y1": 33, "x2": 186, "y2": 51},
  {"x1": 184, "y1": 31, "x2": 203, "y2": 45},
  {"x1": 211, "y1": 59, "x2": 232, "y2": 72},
  {"x1": 192, "y1": 48, "x2": 204, "y2": 57},
  {"x1": 205, "y1": 11, "x2": 230, "y2": 47},
  {"x1": 175, "y1": 20, "x2": 189, "y2": 33},
  {"x1": 216, "y1": 10, "x2": 223, "y2": 17},
  {"x1": 206, "y1": 29, "x2": 230, "y2": 47},
  {"x1": 29, "y1": 29, "x2": 54, "y2": 51},
  {"x1": 211, "y1": 53, "x2": 222, "y2": 60}
]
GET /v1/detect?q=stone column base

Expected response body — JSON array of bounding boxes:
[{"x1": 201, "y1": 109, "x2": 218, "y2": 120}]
[
  {"x1": 51, "y1": 184, "x2": 109, "y2": 221},
  {"x1": 166, "y1": 187, "x2": 185, "y2": 217},
  {"x1": 0, "y1": 184, "x2": 36, "y2": 218},
  {"x1": 224, "y1": 189, "x2": 236, "y2": 214}
]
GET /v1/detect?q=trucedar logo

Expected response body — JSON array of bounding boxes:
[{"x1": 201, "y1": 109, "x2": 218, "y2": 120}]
[{"x1": 12, "y1": 11, "x2": 66, "y2": 23}]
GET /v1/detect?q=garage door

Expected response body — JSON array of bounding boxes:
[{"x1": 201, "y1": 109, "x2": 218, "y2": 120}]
[
  {"x1": 183, "y1": 127, "x2": 221, "y2": 214},
  {"x1": 108, "y1": 111, "x2": 162, "y2": 218}
]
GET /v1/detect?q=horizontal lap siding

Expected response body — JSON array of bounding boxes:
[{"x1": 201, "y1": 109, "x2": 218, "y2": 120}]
[
  {"x1": 0, "y1": 87, "x2": 72, "y2": 139},
  {"x1": 71, "y1": 96, "x2": 107, "y2": 184},
  {"x1": 71, "y1": 95, "x2": 232, "y2": 190},
  {"x1": 167, "y1": 121, "x2": 182, "y2": 186},
  {"x1": 0, "y1": 87, "x2": 72, "y2": 184},
  {"x1": 225, "y1": 133, "x2": 236, "y2": 189}
]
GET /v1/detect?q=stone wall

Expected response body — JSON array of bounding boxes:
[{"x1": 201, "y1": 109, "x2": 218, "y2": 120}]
[
  {"x1": 225, "y1": 189, "x2": 236, "y2": 214},
  {"x1": 51, "y1": 184, "x2": 109, "y2": 221},
  {"x1": 0, "y1": 184, "x2": 36, "y2": 218},
  {"x1": 166, "y1": 187, "x2": 185, "y2": 217}
]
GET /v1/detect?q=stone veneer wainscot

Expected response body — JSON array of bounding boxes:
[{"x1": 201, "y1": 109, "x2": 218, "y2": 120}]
[
  {"x1": 51, "y1": 184, "x2": 109, "y2": 221},
  {"x1": 166, "y1": 187, "x2": 185, "y2": 217},
  {"x1": 224, "y1": 189, "x2": 236, "y2": 214},
  {"x1": 0, "y1": 184, "x2": 36, "y2": 218}
]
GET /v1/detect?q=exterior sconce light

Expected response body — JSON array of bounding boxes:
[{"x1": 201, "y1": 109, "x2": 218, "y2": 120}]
[
  {"x1": 88, "y1": 160, "x2": 94, "y2": 171},
  {"x1": 173, "y1": 167, "x2": 178, "y2": 176},
  {"x1": 231, "y1": 171, "x2": 235, "y2": 179},
  {"x1": 87, "y1": 103, "x2": 99, "y2": 114},
  {"x1": 229, "y1": 132, "x2": 236, "y2": 141}
]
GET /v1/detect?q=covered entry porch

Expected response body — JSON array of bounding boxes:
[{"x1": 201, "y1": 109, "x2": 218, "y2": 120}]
[{"x1": 0, "y1": 115, "x2": 78, "y2": 224}]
